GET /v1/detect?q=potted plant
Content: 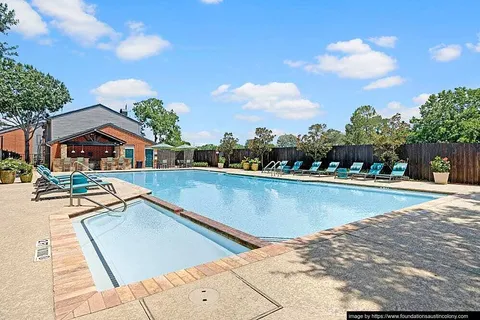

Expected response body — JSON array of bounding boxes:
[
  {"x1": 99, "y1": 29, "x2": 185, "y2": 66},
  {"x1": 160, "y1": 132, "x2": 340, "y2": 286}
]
[
  {"x1": 250, "y1": 158, "x2": 260, "y2": 171},
  {"x1": 430, "y1": 156, "x2": 450, "y2": 184},
  {"x1": 242, "y1": 157, "x2": 250, "y2": 170},
  {"x1": 218, "y1": 156, "x2": 225, "y2": 169},
  {"x1": 0, "y1": 158, "x2": 19, "y2": 184},
  {"x1": 18, "y1": 161, "x2": 34, "y2": 183}
]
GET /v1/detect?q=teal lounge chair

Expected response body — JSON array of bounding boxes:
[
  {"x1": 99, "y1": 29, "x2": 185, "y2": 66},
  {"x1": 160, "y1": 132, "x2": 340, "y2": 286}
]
[
  {"x1": 347, "y1": 162, "x2": 364, "y2": 176},
  {"x1": 283, "y1": 161, "x2": 303, "y2": 174},
  {"x1": 335, "y1": 168, "x2": 348, "y2": 179},
  {"x1": 312, "y1": 162, "x2": 340, "y2": 176},
  {"x1": 374, "y1": 163, "x2": 408, "y2": 181},
  {"x1": 351, "y1": 163, "x2": 384, "y2": 179},
  {"x1": 293, "y1": 161, "x2": 322, "y2": 175},
  {"x1": 272, "y1": 160, "x2": 288, "y2": 174}
]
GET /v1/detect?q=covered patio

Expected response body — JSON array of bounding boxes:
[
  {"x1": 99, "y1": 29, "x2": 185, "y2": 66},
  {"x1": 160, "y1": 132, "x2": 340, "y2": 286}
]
[{"x1": 49, "y1": 128, "x2": 132, "y2": 171}]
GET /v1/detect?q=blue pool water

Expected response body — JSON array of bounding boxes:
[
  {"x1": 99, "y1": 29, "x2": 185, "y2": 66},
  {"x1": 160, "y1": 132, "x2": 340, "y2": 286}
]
[
  {"x1": 104, "y1": 170, "x2": 442, "y2": 240},
  {"x1": 73, "y1": 200, "x2": 248, "y2": 290}
]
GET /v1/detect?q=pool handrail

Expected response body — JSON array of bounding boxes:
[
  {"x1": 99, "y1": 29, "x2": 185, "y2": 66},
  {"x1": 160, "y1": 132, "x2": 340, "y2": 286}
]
[
  {"x1": 262, "y1": 160, "x2": 277, "y2": 173},
  {"x1": 69, "y1": 170, "x2": 127, "y2": 214}
]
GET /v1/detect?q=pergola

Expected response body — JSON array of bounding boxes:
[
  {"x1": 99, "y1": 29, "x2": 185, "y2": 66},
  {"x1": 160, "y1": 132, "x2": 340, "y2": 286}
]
[{"x1": 151, "y1": 143, "x2": 175, "y2": 168}]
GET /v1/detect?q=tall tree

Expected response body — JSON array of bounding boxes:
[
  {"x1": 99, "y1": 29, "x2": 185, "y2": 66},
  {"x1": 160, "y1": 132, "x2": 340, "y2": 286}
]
[
  {"x1": 0, "y1": 3, "x2": 18, "y2": 58},
  {"x1": 197, "y1": 144, "x2": 217, "y2": 150},
  {"x1": 373, "y1": 113, "x2": 410, "y2": 169},
  {"x1": 276, "y1": 134, "x2": 298, "y2": 147},
  {"x1": 297, "y1": 123, "x2": 332, "y2": 161},
  {"x1": 345, "y1": 105, "x2": 383, "y2": 145},
  {"x1": 133, "y1": 98, "x2": 182, "y2": 145},
  {"x1": 218, "y1": 132, "x2": 239, "y2": 166},
  {"x1": 0, "y1": 59, "x2": 72, "y2": 162},
  {"x1": 324, "y1": 128, "x2": 346, "y2": 145},
  {"x1": 409, "y1": 88, "x2": 480, "y2": 143},
  {"x1": 248, "y1": 127, "x2": 275, "y2": 167}
]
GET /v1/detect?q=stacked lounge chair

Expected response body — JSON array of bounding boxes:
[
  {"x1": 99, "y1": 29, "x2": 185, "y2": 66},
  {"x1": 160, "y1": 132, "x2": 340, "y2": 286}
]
[
  {"x1": 374, "y1": 162, "x2": 408, "y2": 181},
  {"x1": 282, "y1": 161, "x2": 303, "y2": 174},
  {"x1": 312, "y1": 162, "x2": 340, "y2": 176},
  {"x1": 351, "y1": 163, "x2": 384, "y2": 179}
]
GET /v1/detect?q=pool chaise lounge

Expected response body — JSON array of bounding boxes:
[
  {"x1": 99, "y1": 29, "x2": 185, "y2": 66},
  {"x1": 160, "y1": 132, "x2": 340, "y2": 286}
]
[
  {"x1": 283, "y1": 161, "x2": 303, "y2": 174},
  {"x1": 374, "y1": 162, "x2": 409, "y2": 181},
  {"x1": 334, "y1": 162, "x2": 364, "y2": 179},
  {"x1": 271, "y1": 160, "x2": 289, "y2": 174},
  {"x1": 312, "y1": 161, "x2": 340, "y2": 176},
  {"x1": 351, "y1": 163, "x2": 384, "y2": 179},
  {"x1": 293, "y1": 161, "x2": 322, "y2": 175}
]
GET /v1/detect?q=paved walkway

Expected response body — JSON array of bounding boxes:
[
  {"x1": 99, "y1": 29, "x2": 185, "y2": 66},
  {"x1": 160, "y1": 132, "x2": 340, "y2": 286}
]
[{"x1": 1, "y1": 170, "x2": 479, "y2": 319}]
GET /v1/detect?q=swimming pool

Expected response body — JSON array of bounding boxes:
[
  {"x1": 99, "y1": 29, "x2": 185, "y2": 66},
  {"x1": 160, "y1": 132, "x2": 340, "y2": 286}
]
[
  {"x1": 104, "y1": 170, "x2": 443, "y2": 240},
  {"x1": 73, "y1": 200, "x2": 248, "y2": 290}
]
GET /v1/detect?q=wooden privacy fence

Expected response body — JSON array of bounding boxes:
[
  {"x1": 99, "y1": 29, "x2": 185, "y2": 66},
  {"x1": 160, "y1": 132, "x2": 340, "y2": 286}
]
[{"x1": 194, "y1": 143, "x2": 480, "y2": 185}]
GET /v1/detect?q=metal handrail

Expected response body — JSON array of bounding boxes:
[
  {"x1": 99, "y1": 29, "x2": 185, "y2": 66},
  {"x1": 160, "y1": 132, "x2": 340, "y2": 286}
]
[
  {"x1": 271, "y1": 161, "x2": 282, "y2": 176},
  {"x1": 69, "y1": 170, "x2": 127, "y2": 213},
  {"x1": 262, "y1": 161, "x2": 276, "y2": 173}
]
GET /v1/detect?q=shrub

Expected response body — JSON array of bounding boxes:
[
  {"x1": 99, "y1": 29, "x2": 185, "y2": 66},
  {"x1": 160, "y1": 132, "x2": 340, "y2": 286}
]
[
  {"x1": 430, "y1": 156, "x2": 451, "y2": 173},
  {"x1": 192, "y1": 162, "x2": 208, "y2": 167},
  {"x1": 218, "y1": 156, "x2": 226, "y2": 164},
  {"x1": 229, "y1": 163, "x2": 242, "y2": 169},
  {"x1": 0, "y1": 158, "x2": 21, "y2": 172},
  {"x1": 18, "y1": 160, "x2": 33, "y2": 175}
]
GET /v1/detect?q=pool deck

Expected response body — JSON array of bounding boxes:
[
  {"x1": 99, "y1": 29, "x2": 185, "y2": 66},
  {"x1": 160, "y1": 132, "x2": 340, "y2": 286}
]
[{"x1": 0, "y1": 169, "x2": 479, "y2": 319}]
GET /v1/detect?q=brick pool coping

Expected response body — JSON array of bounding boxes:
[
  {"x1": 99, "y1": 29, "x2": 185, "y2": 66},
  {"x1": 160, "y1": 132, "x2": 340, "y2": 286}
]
[{"x1": 49, "y1": 191, "x2": 457, "y2": 320}]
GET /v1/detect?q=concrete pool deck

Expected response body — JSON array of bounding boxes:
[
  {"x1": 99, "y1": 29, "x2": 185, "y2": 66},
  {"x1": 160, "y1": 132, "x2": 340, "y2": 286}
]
[{"x1": 0, "y1": 169, "x2": 479, "y2": 319}]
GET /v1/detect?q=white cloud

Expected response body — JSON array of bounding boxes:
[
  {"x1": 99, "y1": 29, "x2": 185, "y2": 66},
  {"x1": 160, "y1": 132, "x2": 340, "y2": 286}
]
[
  {"x1": 283, "y1": 60, "x2": 307, "y2": 68},
  {"x1": 32, "y1": 0, "x2": 119, "y2": 46},
  {"x1": 166, "y1": 102, "x2": 190, "y2": 114},
  {"x1": 303, "y1": 38, "x2": 397, "y2": 79},
  {"x1": 235, "y1": 114, "x2": 262, "y2": 122},
  {"x1": 4, "y1": 0, "x2": 48, "y2": 38},
  {"x1": 429, "y1": 44, "x2": 462, "y2": 62},
  {"x1": 379, "y1": 101, "x2": 420, "y2": 121},
  {"x1": 368, "y1": 36, "x2": 398, "y2": 48},
  {"x1": 215, "y1": 82, "x2": 322, "y2": 120},
  {"x1": 116, "y1": 33, "x2": 171, "y2": 60},
  {"x1": 326, "y1": 38, "x2": 371, "y2": 54},
  {"x1": 211, "y1": 84, "x2": 231, "y2": 96},
  {"x1": 91, "y1": 79, "x2": 157, "y2": 109},
  {"x1": 466, "y1": 33, "x2": 480, "y2": 53},
  {"x1": 200, "y1": 0, "x2": 223, "y2": 4},
  {"x1": 363, "y1": 76, "x2": 406, "y2": 90},
  {"x1": 126, "y1": 21, "x2": 145, "y2": 33},
  {"x1": 412, "y1": 93, "x2": 430, "y2": 105},
  {"x1": 37, "y1": 38, "x2": 53, "y2": 46},
  {"x1": 182, "y1": 131, "x2": 217, "y2": 145}
]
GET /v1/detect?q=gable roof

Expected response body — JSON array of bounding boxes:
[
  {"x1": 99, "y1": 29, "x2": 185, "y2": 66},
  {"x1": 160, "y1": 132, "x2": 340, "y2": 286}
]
[
  {"x1": 47, "y1": 123, "x2": 155, "y2": 145},
  {"x1": 48, "y1": 104, "x2": 142, "y2": 125}
]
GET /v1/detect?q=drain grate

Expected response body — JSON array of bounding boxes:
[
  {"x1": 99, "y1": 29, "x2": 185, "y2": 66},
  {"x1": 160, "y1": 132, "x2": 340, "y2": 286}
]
[
  {"x1": 34, "y1": 238, "x2": 51, "y2": 262},
  {"x1": 188, "y1": 288, "x2": 219, "y2": 305}
]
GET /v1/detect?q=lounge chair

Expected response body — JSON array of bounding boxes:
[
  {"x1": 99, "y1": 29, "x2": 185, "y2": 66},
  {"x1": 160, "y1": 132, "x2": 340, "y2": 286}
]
[
  {"x1": 374, "y1": 163, "x2": 408, "y2": 181},
  {"x1": 283, "y1": 161, "x2": 303, "y2": 174},
  {"x1": 312, "y1": 162, "x2": 340, "y2": 176},
  {"x1": 293, "y1": 161, "x2": 322, "y2": 175},
  {"x1": 35, "y1": 173, "x2": 116, "y2": 201},
  {"x1": 271, "y1": 160, "x2": 288, "y2": 174},
  {"x1": 351, "y1": 163, "x2": 384, "y2": 179},
  {"x1": 335, "y1": 168, "x2": 348, "y2": 179},
  {"x1": 347, "y1": 162, "x2": 364, "y2": 176}
]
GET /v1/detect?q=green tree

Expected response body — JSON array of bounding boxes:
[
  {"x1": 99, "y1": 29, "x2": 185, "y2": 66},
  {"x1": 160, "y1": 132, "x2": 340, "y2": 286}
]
[
  {"x1": 248, "y1": 127, "x2": 275, "y2": 167},
  {"x1": 373, "y1": 113, "x2": 410, "y2": 169},
  {"x1": 218, "y1": 132, "x2": 239, "y2": 166},
  {"x1": 133, "y1": 98, "x2": 182, "y2": 145},
  {"x1": 324, "y1": 129, "x2": 346, "y2": 145},
  {"x1": 0, "y1": 3, "x2": 18, "y2": 58},
  {"x1": 297, "y1": 123, "x2": 332, "y2": 161},
  {"x1": 276, "y1": 134, "x2": 298, "y2": 147},
  {"x1": 0, "y1": 59, "x2": 72, "y2": 162},
  {"x1": 345, "y1": 105, "x2": 383, "y2": 145},
  {"x1": 197, "y1": 144, "x2": 217, "y2": 150},
  {"x1": 409, "y1": 88, "x2": 480, "y2": 143}
]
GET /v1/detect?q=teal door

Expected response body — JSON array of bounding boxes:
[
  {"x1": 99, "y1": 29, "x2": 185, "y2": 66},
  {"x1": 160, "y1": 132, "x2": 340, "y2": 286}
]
[
  {"x1": 145, "y1": 149, "x2": 153, "y2": 168},
  {"x1": 125, "y1": 149, "x2": 134, "y2": 168}
]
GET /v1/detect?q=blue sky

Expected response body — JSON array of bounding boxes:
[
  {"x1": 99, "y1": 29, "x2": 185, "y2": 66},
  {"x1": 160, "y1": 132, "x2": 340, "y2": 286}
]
[{"x1": 4, "y1": 0, "x2": 480, "y2": 145}]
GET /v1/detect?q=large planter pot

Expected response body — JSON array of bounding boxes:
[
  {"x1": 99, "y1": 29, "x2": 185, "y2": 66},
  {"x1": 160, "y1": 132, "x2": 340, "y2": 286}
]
[
  {"x1": 433, "y1": 172, "x2": 449, "y2": 185},
  {"x1": 251, "y1": 163, "x2": 259, "y2": 171},
  {"x1": 0, "y1": 170, "x2": 16, "y2": 184},
  {"x1": 243, "y1": 162, "x2": 250, "y2": 170},
  {"x1": 218, "y1": 163, "x2": 224, "y2": 169},
  {"x1": 20, "y1": 172, "x2": 33, "y2": 183}
]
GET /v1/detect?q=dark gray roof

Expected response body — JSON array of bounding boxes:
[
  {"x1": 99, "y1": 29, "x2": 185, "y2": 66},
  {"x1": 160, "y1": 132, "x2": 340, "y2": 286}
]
[{"x1": 48, "y1": 104, "x2": 142, "y2": 125}]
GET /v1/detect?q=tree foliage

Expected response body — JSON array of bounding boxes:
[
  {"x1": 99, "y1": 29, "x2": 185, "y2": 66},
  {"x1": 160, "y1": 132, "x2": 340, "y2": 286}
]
[
  {"x1": 409, "y1": 88, "x2": 480, "y2": 143},
  {"x1": 248, "y1": 127, "x2": 275, "y2": 167},
  {"x1": 218, "y1": 132, "x2": 239, "y2": 165},
  {"x1": 297, "y1": 123, "x2": 332, "y2": 161},
  {"x1": 345, "y1": 105, "x2": 383, "y2": 145},
  {"x1": 0, "y1": 3, "x2": 18, "y2": 58},
  {"x1": 0, "y1": 59, "x2": 72, "y2": 162},
  {"x1": 324, "y1": 128, "x2": 346, "y2": 145},
  {"x1": 276, "y1": 134, "x2": 298, "y2": 147},
  {"x1": 197, "y1": 144, "x2": 217, "y2": 150},
  {"x1": 373, "y1": 113, "x2": 410, "y2": 169},
  {"x1": 133, "y1": 98, "x2": 182, "y2": 145}
]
